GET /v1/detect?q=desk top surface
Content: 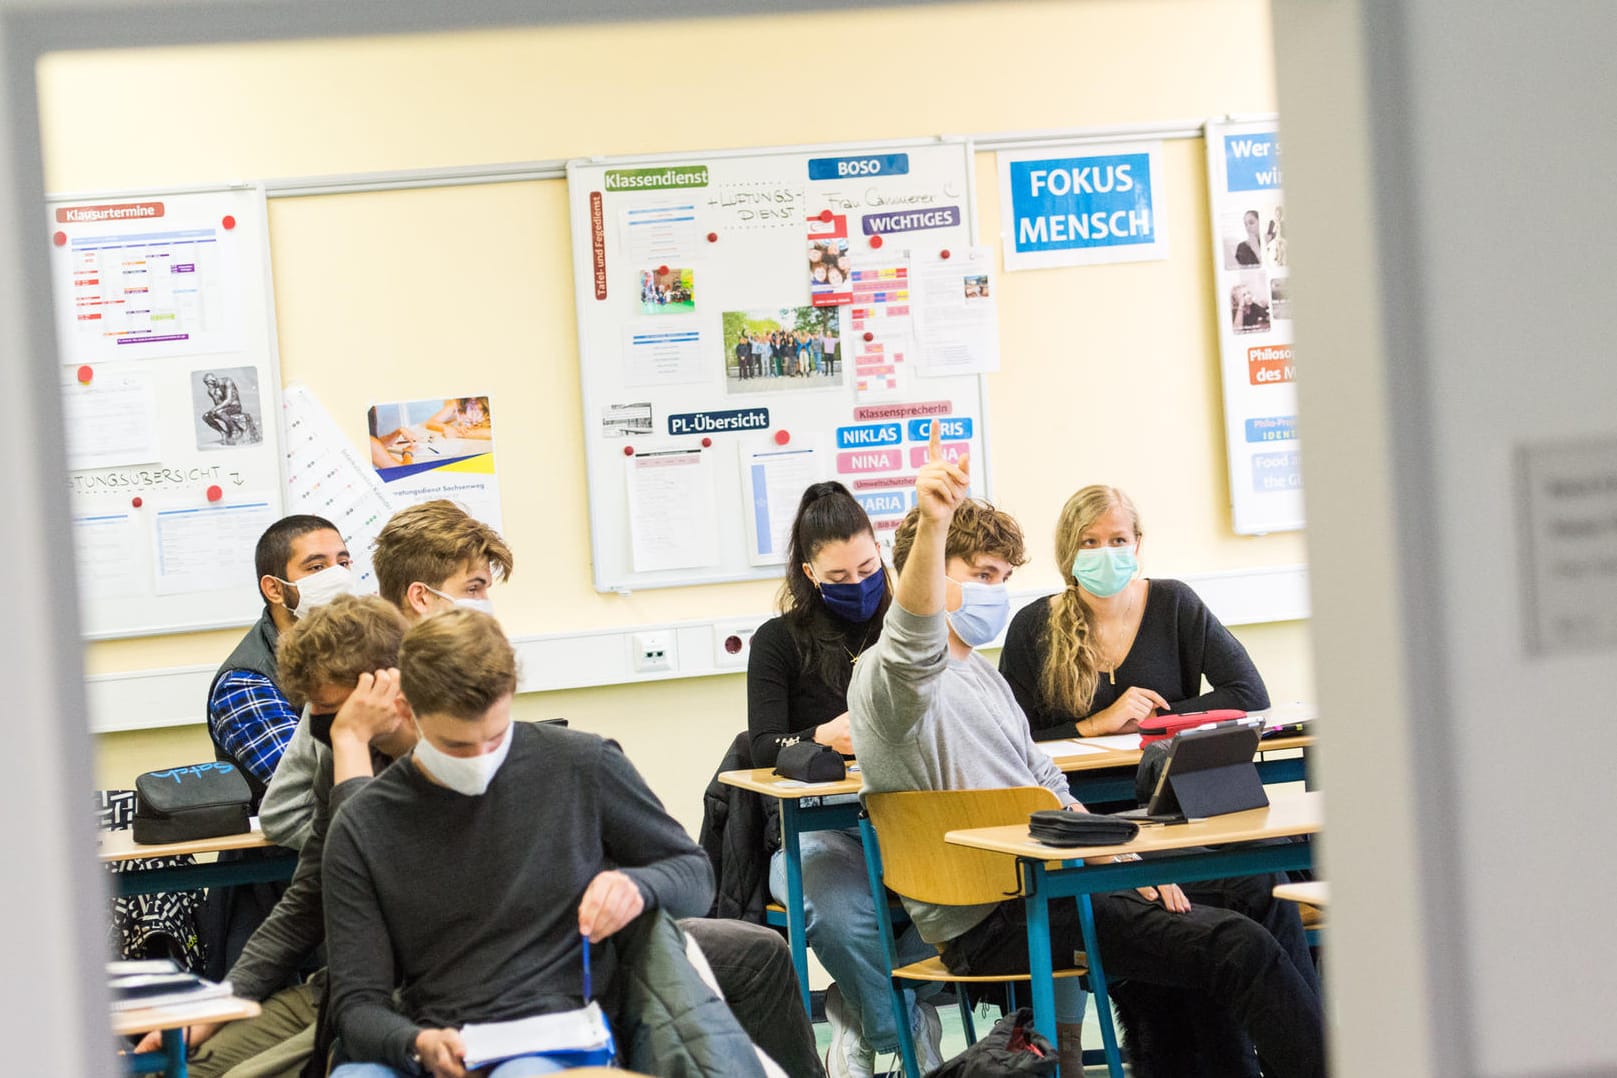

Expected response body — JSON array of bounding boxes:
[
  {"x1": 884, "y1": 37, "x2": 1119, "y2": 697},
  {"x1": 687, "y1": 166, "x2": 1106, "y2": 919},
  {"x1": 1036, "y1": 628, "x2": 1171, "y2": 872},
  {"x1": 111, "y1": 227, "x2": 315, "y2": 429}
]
[
  {"x1": 1272, "y1": 880, "x2": 1330, "y2": 906},
  {"x1": 98, "y1": 827, "x2": 276, "y2": 863},
  {"x1": 110, "y1": 995, "x2": 261, "y2": 1036},
  {"x1": 945, "y1": 789, "x2": 1324, "y2": 862},
  {"x1": 718, "y1": 735, "x2": 1311, "y2": 800}
]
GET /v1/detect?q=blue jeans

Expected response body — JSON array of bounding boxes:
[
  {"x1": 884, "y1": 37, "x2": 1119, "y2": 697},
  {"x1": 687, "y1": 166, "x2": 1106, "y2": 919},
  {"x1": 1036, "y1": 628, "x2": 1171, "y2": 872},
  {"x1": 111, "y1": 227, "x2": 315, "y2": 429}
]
[
  {"x1": 769, "y1": 826, "x2": 938, "y2": 1053},
  {"x1": 331, "y1": 1056, "x2": 568, "y2": 1076}
]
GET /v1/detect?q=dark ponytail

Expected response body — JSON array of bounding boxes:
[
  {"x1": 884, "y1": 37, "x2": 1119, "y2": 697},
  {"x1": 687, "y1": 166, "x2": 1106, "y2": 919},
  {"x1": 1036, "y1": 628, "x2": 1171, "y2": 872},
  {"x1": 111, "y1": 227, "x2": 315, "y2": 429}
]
[{"x1": 778, "y1": 481, "x2": 891, "y2": 690}]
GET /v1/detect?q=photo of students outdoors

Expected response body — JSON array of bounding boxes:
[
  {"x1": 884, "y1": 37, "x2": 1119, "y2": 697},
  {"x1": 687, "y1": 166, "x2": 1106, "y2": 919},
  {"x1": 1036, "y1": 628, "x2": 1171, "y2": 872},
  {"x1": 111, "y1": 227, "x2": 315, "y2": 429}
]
[
  {"x1": 722, "y1": 305, "x2": 845, "y2": 395},
  {"x1": 639, "y1": 266, "x2": 695, "y2": 314},
  {"x1": 1231, "y1": 271, "x2": 1273, "y2": 334}
]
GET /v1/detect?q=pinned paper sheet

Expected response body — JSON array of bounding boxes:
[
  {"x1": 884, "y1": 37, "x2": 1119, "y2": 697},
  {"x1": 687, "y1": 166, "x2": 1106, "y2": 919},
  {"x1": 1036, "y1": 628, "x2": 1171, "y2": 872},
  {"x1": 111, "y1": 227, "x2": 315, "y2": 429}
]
[
  {"x1": 626, "y1": 447, "x2": 721, "y2": 573},
  {"x1": 151, "y1": 495, "x2": 277, "y2": 596},
  {"x1": 61, "y1": 374, "x2": 161, "y2": 471},
  {"x1": 909, "y1": 246, "x2": 1000, "y2": 376},
  {"x1": 742, "y1": 442, "x2": 823, "y2": 565}
]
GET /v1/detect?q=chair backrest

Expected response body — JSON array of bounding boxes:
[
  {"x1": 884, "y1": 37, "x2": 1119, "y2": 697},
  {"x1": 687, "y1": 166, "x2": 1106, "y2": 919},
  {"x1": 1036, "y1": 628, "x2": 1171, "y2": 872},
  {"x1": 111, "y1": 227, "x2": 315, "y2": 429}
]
[{"x1": 865, "y1": 786, "x2": 1060, "y2": 907}]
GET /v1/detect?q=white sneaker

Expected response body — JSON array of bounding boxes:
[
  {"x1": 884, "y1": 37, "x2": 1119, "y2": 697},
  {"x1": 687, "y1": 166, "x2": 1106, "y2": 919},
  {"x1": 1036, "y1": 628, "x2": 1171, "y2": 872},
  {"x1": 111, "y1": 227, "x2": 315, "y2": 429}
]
[
  {"x1": 911, "y1": 1000, "x2": 945, "y2": 1074},
  {"x1": 824, "y1": 982, "x2": 876, "y2": 1078}
]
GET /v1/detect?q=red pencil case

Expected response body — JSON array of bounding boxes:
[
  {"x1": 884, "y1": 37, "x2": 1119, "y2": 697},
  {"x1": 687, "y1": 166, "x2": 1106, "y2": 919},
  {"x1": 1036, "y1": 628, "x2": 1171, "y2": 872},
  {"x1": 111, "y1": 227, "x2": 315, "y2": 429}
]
[{"x1": 1137, "y1": 709, "x2": 1248, "y2": 747}]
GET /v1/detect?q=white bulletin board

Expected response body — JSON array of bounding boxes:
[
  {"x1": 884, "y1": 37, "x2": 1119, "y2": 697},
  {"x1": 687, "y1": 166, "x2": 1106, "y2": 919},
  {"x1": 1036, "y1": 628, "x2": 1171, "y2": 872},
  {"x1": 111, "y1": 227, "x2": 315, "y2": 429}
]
[
  {"x1": 568, "y1": 139, "x2": 994, "y2": 593},
  {"x1": 49, "y1": 185, "x2": 287, "y2": 638}
]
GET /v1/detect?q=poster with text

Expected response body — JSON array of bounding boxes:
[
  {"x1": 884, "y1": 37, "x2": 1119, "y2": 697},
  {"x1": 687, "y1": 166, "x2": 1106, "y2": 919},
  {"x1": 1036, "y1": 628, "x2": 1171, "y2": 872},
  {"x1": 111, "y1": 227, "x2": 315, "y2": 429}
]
[
  {"x1": 997, "y1": 142, "x2": 1167, "y2": 271},
  {"x1": 367, "y1": 394, "x2": 503, "y2": 530},
  {"x1": 1205, "y1": 119, "x2": 1302, "y2": 534}
]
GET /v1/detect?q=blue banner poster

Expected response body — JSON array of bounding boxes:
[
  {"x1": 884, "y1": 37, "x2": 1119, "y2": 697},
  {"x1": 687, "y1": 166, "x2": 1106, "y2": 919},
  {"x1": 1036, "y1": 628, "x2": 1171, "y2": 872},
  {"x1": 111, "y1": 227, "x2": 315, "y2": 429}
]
[{"x1": 996, "y1": 142, "x2": 1168, "y2": 270}]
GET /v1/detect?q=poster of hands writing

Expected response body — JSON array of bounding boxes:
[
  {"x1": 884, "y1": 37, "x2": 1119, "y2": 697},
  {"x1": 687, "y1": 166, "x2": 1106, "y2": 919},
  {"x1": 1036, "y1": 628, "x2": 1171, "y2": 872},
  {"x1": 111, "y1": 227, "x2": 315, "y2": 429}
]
[{"x1": 568, "y1": 141, "x2": 996, "y2": 592}]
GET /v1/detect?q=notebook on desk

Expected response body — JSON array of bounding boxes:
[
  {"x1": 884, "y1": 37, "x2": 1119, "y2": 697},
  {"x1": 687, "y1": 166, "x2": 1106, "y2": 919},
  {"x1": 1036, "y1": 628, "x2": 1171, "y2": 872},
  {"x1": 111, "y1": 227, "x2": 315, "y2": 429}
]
[{"x1": 1112, "y1": 724, "x2": 1269, "y2": 824}]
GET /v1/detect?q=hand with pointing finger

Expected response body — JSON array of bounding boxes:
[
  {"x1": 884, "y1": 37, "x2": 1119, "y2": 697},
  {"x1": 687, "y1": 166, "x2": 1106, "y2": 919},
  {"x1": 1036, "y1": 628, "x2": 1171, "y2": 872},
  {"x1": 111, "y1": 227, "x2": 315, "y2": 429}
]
[{"x1": 913, "y1": 419, "x2": 971, "y2": 524}]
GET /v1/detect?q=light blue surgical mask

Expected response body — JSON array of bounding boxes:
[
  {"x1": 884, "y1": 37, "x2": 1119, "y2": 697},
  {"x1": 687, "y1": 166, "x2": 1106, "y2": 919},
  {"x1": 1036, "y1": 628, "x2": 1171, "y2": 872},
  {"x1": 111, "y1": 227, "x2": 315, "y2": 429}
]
[
  {"x1": 946, "y1": 579, "x2": 1011, "y2": 648},
  {"x1": 1073, "y1": 546, "x2": 1138, "y2": 598}
]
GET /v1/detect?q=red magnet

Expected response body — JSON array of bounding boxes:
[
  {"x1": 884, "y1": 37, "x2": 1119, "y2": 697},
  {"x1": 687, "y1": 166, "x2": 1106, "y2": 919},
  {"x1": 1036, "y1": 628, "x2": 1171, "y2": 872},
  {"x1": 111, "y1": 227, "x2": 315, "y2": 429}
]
[
  {"x1": 221, "y1": 215, "x2": 236, "y2": 230},
  {"x1": 774, "y1": 430, "x2": 791, "y2": 446},
  {"x1": 206, "y1": 485, "x2": 223, "y2": 502},
  {"x1": 706, "y1": 232, "x2": 718, "y2": 243},
  {"x1": 76, "y1": 365, "x2": 94, "y2": 384},
  {"x1": 940, "y1": 249, "x2": 952, "y2": 260},
  {"x1": 131, "y1": 497, "x2": 143, "y2": 509},
  {"x1": 53, "y1": 231, "x2": 67, "y2": 247},
  {"x1": 818, "y1": 209, "x2": 833, "y2": 223},
  {"x1": 657, "y1": 265, "x2": 669, "y2": 275},
  {"x1": 701, "y1": 437, "x2": 713, "y2": 448},
  {"x1": 869, "y1": 235, "x2": 884, "y2": 249},
  {"x1": 863, "y1": 331, "x2": 874, "y2": 342},
  {"x1": 623, "y1": 445, "x2": 635, "y2": 457}
]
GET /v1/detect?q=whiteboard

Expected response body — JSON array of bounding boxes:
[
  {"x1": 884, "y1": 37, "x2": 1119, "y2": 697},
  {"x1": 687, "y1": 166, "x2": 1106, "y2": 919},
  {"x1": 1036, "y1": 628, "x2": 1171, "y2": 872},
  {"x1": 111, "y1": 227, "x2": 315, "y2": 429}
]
[
  {"x1": 1204, "y1": 119, "x2": 1304, "y2": 535},
  {"x1": 567, "y1": 139, "x2": 993, "y2": 593},
  {"x1": 48, "y1": 185, "x2": 287, "y2": 638}
]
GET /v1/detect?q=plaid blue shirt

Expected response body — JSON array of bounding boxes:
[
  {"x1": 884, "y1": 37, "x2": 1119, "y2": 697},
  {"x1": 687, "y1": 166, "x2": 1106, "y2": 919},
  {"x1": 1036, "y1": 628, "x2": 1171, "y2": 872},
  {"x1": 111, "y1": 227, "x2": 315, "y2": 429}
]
[{"x1": 207, "y1": 669, "x2": 299, "y2": 786}]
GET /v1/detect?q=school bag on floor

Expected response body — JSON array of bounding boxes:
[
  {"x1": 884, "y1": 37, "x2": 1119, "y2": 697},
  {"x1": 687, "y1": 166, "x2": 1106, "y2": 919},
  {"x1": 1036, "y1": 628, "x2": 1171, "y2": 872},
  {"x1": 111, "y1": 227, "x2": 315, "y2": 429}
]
[{"x1": 928, "y1": 1006, "x2": 1058, "y2": 1077}]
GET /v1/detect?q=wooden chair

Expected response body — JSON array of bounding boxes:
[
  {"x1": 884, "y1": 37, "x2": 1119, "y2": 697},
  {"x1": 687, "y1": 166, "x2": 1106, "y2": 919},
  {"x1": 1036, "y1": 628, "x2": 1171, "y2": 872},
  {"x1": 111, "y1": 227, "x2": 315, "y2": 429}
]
[{"x1": 860, "y1": 787, "x2": 1088, "y2": 1078}]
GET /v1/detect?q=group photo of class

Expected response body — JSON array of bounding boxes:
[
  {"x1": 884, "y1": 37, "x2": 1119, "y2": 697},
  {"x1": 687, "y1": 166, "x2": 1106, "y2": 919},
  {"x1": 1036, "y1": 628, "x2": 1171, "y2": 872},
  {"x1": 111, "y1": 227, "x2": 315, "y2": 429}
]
[{"x1": 7, "y1": 2, "x2": 1599, "y2": 1078}]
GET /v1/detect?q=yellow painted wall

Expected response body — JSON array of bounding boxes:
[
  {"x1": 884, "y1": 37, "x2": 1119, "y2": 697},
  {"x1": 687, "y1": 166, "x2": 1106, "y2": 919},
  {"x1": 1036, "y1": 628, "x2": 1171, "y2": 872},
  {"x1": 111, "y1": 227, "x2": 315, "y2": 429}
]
[{"x1": 38, "y1": 0, "x2": 1309, "y2": 837}]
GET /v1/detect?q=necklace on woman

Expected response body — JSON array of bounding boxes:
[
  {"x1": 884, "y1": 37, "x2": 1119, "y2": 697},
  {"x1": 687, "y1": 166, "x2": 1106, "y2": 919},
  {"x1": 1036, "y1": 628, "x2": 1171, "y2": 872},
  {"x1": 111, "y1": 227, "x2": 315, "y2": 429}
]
[
  {"x1": 1099, "y1": 584, "x2": 1137, "y2": 685},
  {"x1": 842, "y1": 623, "x2": 874, "y2": 665}
]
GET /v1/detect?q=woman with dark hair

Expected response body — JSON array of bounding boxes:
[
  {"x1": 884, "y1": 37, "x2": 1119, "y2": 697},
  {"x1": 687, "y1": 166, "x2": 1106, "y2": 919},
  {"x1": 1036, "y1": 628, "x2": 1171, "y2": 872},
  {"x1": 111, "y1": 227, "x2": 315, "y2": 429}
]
[{"x1": 747, "y1": 482, "x2": 943, "y2": 1078}]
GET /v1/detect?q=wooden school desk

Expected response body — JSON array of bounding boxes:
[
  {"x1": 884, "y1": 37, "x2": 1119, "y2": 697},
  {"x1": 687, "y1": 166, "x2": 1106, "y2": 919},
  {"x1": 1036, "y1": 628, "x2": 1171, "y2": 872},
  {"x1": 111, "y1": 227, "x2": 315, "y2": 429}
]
[
  {"x1": 114, "y1": 994, "x2": 261, "y2": 1078},
  {"x1": 718, "y1": 734, "x2": 1312, "y2": 1012},
  {"x1": 945, "y1": 789, "x2": 1324, "y2": 1076},
  {"x1": 99, "y1": 827, "x2": 297, "y2": 898}
]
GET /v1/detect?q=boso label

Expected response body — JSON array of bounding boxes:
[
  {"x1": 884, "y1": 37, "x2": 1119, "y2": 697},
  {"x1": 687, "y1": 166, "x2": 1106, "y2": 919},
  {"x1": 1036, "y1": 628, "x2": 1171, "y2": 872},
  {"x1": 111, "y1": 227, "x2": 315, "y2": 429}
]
[
  {"x1": 836, "y1": 423, "x2": 903, "y2": 449},
  {"x1": 856, "y1": 491, "x2": 909, "y2": 517},
  {"x1": 808, "y1": 154, "x2": 911, "y2": 180},
  {"x1": 906, "y1": 417, "x2": 972, "y2": 442},
  {"x1": 667, "y1": 408, "x2": 769, "y2": 436},
  {"x1": 1224, "y1": 132, "x2": 1282, "y2": 192}
]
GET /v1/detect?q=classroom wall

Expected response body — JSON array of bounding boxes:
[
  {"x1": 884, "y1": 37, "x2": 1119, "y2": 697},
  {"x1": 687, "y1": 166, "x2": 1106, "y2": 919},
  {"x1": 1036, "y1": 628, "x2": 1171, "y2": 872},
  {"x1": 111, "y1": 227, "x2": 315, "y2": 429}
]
[{"x1": 38, "y1": 0, "x2": 1308, "y2": 836}]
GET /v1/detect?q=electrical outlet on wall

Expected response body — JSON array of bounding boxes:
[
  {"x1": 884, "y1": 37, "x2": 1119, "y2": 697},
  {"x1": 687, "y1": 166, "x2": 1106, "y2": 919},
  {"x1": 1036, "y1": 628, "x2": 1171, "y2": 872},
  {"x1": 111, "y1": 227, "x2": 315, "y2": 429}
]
[
  {"x1": 631, "y1": 632, "x2": 675, "y2": 674},
  {"x1": 712, "y1": 618, "x2": 763, "y2": 670}
]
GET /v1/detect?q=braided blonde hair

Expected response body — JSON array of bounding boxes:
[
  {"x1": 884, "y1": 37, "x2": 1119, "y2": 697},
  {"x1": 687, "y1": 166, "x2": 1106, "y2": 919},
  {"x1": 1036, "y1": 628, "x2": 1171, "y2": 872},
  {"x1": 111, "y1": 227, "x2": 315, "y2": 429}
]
[{"x1": 1038, "y1": 486, "x2": 1142, "y2": 719}]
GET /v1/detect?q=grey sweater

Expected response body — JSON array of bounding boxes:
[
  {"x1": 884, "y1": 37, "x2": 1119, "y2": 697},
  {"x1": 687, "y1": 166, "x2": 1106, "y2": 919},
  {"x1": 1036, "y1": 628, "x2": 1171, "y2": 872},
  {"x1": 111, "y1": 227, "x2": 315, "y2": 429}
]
[
  {"x1": 848, "y1": 601, "x2": 1077, "y2": 945},
  {"x1": 322, "y1": 721, "x2": 713, "y2": 1072}
]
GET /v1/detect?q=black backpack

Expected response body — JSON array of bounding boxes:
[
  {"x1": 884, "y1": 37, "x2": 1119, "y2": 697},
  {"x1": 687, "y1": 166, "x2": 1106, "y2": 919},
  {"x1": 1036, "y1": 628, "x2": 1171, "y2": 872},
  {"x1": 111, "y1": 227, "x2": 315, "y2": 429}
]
[{"x1": 929, "y1": 1007, "x2": 1058, "y2": 1077}]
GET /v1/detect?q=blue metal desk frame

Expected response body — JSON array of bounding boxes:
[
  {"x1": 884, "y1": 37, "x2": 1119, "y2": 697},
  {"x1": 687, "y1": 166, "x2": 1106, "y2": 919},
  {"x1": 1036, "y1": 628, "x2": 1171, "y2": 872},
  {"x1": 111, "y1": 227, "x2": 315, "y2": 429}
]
[{"x1": 759, "y1": 748, "x2": 1309, "y2": 1016}]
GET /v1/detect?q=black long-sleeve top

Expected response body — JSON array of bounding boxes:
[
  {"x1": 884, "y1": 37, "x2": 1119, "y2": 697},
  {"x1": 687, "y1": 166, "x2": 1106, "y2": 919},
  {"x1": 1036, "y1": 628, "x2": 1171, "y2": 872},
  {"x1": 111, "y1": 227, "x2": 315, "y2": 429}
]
[
  {"x1": 745, "y1": 610, "x2": 878, "y2": 768},
  {"x1": 998, "y1": 578, "x2": 1270, "y2": 741}
]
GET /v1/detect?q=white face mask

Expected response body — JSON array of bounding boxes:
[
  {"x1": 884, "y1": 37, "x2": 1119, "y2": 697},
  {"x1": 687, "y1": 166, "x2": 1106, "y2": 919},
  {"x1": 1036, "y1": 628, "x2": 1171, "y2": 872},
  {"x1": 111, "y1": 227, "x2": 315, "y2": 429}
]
[
  {"x1": 278, "y1": 563, "x2": 355, "y2": 619},
  {"x1": 413, "y1": 722, "x2": 512, "y2": 796},
  {"x1": 425, "y1": 585, "x2": 495, "y2": 618}
]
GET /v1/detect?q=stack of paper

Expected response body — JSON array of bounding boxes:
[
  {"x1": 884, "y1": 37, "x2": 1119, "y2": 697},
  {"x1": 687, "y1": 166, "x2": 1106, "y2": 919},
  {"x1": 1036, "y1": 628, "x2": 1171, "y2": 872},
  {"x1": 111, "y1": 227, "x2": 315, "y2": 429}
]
[
  {"x1": 460, "y1": 1001, "x2": 613, "y2": 1069},
  {"x1": 108, "y1": 959, "x2": 233, "y2": 1011}
]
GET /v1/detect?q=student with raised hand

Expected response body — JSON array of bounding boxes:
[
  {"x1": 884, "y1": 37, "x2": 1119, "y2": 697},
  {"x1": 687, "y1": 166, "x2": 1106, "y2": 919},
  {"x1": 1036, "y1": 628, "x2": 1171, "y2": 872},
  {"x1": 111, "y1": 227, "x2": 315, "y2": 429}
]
[
  {"x1": 138, "y1": 594, "x2": 414, "y2": 1078},
  {"x1": 259, "y1": 499, "x2": 512, "y2": 850},
  {"x1": 998, "y1": 484, "x2": 1269, "y2": 742},
  {"x1": 322, "y1": 609, "x2": 720, "y2": 1077},
  {"x1": 746, "y1": 481, "x2": 944, "y2": 1078},
  {"x1": 848, "y1": 425, "x2": 1324, "y2": 1078}
]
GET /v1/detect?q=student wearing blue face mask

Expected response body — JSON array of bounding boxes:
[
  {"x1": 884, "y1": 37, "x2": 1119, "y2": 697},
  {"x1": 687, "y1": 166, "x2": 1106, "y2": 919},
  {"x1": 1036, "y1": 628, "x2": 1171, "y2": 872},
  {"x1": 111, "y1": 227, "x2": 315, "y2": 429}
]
[
  {"x1": 746, "y1": 482, "x2": 945, "y2": 1078},
  {"x1": 999, "y1": 484, "x2": 1269, "y2": 742}
]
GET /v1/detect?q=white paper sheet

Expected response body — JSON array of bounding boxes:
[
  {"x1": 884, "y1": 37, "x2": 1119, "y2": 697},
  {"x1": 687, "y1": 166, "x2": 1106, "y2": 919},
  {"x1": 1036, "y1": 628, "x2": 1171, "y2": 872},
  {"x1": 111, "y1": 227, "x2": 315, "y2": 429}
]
[
  {"x1": 741, "y1": 443, "x2": 823, "y2": 565},
  {"x1": 841, "y1": 258, "x2": 915, "y2": 402},
  {"x1": 1035, "y1": 738, "x2": 1110, "y2": 758},
  {"x1": 282, "y1": 384, "x2": 400, "y2": 592},
  {"x1": 624, "y1": 325, "x2": 705, "y2": 387},
  {"x1": 1074, "y1": 733, "x2": 1144, "y2": 752},
  {"x1": 909, "y1": 246, "x2": 1000, "y2": 376},
  {"x1": 72, "y1": 511, "x2": 143, "y2": 599},
  {"x1": 151, "y1": 495, "x2": 277, "y2": 595},
  {"x1": 61, "y1": 375, "x2": 162, "y2": 470},
  {"x1": 621, "y1": 201, "x2": 703, "y2": 265},
  {"x1": 460, "y1": 1001, "x2": 611, "y2": 1070},
  {"x1": 626, "y1": 447, "x2": 721, "y2": 573}
]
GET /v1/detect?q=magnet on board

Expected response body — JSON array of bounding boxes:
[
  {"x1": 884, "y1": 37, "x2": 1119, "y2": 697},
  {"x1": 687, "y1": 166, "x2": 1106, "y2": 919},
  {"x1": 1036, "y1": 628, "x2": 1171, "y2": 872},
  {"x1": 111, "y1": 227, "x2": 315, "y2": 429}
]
[
  {"x1": 657, "y1": 265, "x2": 669, "y2": 275},
  {"x1": 131, "y1": 497, "x2": 143, "y2": 509},
  {"x1": 701, "y1": 437, "x2": 712, "y2": 448},
  {"x1": 818, "y1": 209, "x2": 833, "y2": 223},
  {"x1": 206, "y1": 485, "x2": 223, "y2": 502},
  {"x1": 76, "y1": 365, "x2": 94, "y2": 384},
  {"x1": 623, "y1": 445, "x2": 635, "y2": 457},
  {"x1": 774, "y1": 430, "x2": 791, "y2": 446},
  {"x1": 706, "y1": 232, "x2": 718, "y2": 243},
  {"x1": 869, "y1": 235, "x2": 884, "y2": 249},
  {"x1": 53, "y1": 231, "x2": 67, "y2": 247},
  {"x1": 221, "y1": 215, "x2": 237, "y2": 230},
  {"x1": 940, "y1": 249, "x2": 951, "y2": 260},
  {"x1": 863, "y1": 332, "x2": 874, "y2": 342}
]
